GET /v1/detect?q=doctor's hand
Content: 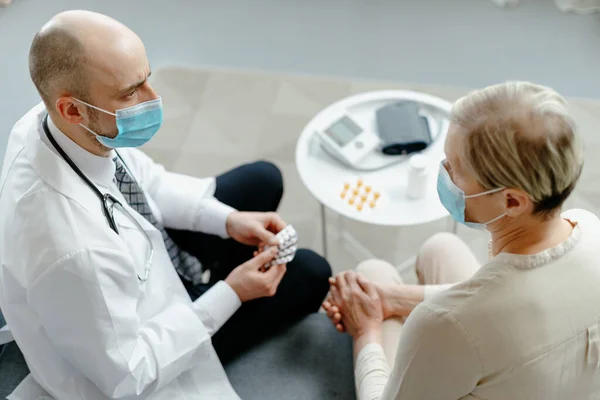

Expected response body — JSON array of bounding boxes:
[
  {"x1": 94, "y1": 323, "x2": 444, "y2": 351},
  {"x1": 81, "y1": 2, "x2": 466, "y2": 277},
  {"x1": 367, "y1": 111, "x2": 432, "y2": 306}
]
[
  {"x1": 226, "y1": 211, "x2": 287, "y2": 247},
  {"x1": 225, "y1": 247, "x2": 287, "y2": 303}
]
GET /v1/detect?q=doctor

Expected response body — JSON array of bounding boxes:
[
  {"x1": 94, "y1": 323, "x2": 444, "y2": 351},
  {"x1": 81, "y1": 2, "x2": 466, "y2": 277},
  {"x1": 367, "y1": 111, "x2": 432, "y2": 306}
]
[{"x1": 0, "y1": 10, "x2": 331, "y2": 399}]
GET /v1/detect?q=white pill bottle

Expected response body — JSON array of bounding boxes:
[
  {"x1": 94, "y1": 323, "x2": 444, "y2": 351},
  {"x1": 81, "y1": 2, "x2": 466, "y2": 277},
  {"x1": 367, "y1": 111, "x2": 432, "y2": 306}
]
[{"x1": 406, "y1": 154, "x2": 429, "y2": 200}]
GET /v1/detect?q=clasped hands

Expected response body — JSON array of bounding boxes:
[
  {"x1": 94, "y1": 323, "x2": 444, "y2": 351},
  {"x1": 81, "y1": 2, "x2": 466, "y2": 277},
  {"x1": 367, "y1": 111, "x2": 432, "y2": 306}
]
[
  {"x1": 323, "y1": 270, "x2": 416, "y2": 340},
  {"x1": 322, "y1": 271, "x2": 385, "y2": 340}
]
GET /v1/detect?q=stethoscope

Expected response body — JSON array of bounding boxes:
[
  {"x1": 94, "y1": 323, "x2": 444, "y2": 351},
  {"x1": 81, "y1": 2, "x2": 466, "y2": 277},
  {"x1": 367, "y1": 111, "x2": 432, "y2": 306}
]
[{"x1": 42, "y1": 114, "x2": 154, "y2": 281}]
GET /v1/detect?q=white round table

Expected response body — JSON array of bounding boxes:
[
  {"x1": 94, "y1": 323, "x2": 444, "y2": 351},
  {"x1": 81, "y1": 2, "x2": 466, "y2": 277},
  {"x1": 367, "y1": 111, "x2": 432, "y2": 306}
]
[{"x1": 295, "y1": 90, "x2": 456, "y2": 258}]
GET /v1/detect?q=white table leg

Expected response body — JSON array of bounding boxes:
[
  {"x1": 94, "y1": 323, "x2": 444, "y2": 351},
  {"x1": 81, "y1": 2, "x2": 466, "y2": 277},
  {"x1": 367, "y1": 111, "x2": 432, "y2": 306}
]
[
  {"x1": 324, "y1": 208, "x2": 377, "y2": 262},
  {"x1": 320, "y1": 203, "x2": 328, "y2": 258},
  {"x1": 339, "y1": 230, "x2": 377, "y2": 261}
]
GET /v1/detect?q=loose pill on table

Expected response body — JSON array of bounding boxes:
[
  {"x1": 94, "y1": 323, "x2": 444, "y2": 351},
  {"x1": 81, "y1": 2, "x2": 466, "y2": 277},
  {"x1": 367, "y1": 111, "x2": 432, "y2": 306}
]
[
  {"x1": 357, "y1": 179, "x2": 363, "y2": 187},
  {"x1": 353, "y1": 189, "x2": 359, "y2": 196},
  {"x1": 349, "y1": 197, "x2": 355, "y2": 205},
  {"x1": 365, "y1": 186, "x2": 372, "y2": 193},
  {"x1": 357, "y1": 203, "x2": 363, "y2": 211},
  {"x1": 361, "y1": 195, "x2": 368, "y2": 202},
  {"x1": 340, "y1": 191, "x2": 347, "y2": 199},
  {"x1": 369, "y1": 201, "x2": 376, "y2": 208},
  {"x1": 374, "y1": 191, "x2": 381, "y2": 199},
  {"x1": 344, "y1": 182, "x2": 350, "y2": 190}
]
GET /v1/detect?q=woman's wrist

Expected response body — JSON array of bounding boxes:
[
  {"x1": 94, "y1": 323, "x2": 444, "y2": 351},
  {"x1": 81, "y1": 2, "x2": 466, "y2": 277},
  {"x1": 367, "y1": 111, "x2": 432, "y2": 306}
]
[
  {"x1": 354, "y1": 325, "x2": 383, "y2": 357},
  {"x1": 389, "y1": 284, "x2": 425, "y2": 317}
]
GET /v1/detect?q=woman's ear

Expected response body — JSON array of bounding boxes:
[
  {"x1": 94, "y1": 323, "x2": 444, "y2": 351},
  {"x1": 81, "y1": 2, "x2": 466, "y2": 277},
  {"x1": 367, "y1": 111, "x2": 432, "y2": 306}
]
[{"x1": 504, "y1": 188, "x2": 532, "y2": 217}]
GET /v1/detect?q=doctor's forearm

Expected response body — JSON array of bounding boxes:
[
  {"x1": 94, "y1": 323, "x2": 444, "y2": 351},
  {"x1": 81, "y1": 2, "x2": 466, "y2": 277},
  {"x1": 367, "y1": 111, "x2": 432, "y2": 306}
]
[
  {"x1": 193, "y1": 199, "x2": 235, "y2": 238},
  {"x1": 192, "y1": 281, "x2": 242, "y2": 336}
]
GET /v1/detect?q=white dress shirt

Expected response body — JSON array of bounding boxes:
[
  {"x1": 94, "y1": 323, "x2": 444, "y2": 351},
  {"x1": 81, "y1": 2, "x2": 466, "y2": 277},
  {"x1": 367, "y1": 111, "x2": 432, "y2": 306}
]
[
  {"x1": 0, "y1": 103, "x2": 242, "y2": 399},
  {"x1": 355, "y1": 209, "x2": 600, "y2": 400}
]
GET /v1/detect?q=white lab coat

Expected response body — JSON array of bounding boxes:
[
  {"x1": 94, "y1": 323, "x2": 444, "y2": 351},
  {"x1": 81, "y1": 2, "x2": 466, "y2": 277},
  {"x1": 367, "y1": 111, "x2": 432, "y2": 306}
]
[{"x1": 0, "y1": 104, "x2": 242, "y2": 399}]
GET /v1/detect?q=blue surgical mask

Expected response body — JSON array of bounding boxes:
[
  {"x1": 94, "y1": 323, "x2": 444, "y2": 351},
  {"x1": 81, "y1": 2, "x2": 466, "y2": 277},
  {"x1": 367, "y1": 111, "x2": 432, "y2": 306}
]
[
  {"x1": 437, "y1": 160, "x2": 506, "y2": 230},
  {"x1": 73, "y1": 97, "x2": 163, "y2": 148}
]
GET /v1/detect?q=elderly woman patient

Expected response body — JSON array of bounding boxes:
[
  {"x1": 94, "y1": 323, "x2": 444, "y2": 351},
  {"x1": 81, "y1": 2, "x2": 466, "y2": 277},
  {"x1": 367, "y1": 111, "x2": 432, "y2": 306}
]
[{"x1": 323, "y1": 81, "x2": 600, "y2": 399}]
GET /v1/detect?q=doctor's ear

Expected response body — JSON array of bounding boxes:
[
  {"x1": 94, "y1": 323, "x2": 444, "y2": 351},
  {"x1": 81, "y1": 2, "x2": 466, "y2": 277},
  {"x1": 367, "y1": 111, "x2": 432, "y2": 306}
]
[
  {"x1": 54, "y1": 96, "x2": 86, "y2": 125},
  {"x1": 504, "y1": 188, "x2": 532, "y2": 217}
]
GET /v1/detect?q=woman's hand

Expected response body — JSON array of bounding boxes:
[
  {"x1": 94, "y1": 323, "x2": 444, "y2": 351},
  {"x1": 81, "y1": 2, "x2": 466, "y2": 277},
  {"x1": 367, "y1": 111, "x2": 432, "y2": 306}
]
[
  {"x1": 328, "y1": 271, "x2": 384, "y2": 339},
  {"x1": 324, "y1": 273, "x2": 424, "y2": 330},
  {"x1": 323, "y1": 296, "x2": 345, "y2": 332},
  {"x1": 323, "y1": 274, "x2": 408, "y2": 332}
]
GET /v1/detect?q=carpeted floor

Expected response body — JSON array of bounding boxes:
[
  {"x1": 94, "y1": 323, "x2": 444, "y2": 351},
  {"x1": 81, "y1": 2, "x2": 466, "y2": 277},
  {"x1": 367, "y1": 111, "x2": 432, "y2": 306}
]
[{"x1": 144, "y1": 66, "x2": 600, "y2": 280}]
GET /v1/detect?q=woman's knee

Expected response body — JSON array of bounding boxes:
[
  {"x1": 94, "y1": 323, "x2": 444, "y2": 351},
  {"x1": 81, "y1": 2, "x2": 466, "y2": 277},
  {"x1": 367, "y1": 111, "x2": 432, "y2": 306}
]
[
  {"x1": 356, "y1": 259, "x2": 399, "y2": 283},
  {"x1": 419, "y1": 233, "x2": 462, "y2": 258},
  {"x1": 416, "y1": 232, "x2": 469, "y2": 278}
]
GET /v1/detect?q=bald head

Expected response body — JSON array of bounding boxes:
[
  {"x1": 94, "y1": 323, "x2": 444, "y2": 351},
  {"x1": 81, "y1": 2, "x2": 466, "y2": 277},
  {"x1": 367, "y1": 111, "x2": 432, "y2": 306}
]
[{"x1": 29, "y1": 10, "x2": 145, "y2": 110}]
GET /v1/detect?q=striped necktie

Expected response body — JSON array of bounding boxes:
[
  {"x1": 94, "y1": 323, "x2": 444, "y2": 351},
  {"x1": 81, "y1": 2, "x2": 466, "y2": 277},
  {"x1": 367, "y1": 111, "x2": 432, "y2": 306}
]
[{"x1": 113, "y1": 156, "x2": 204, "y2": 284}]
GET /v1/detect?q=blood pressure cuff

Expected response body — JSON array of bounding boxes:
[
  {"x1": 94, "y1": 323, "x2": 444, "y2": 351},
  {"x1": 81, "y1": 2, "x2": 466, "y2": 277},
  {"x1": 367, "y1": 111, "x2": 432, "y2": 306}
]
[{"x1": 375, "y1": 101, "x2": 432, "y2": 156}]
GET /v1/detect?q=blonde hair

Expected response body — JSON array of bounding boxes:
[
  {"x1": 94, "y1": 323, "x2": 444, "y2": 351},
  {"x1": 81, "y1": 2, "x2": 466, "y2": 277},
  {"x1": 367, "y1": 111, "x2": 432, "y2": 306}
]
[{"x1": 451, "y1": 81, "x2": 583, "y2": 218}]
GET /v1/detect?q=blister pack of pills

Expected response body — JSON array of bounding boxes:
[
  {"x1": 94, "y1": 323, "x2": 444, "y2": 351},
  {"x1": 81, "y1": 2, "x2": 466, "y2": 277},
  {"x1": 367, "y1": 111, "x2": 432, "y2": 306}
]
[{"x1": 263, "y1": 225, "x2": 298, "y2": 269}]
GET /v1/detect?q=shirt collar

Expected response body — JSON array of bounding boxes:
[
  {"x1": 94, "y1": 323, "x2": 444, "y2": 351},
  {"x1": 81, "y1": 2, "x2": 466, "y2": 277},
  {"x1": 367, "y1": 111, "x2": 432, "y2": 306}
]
[{"x1": 45, "y1": 115, "x2": 116, "y2": 188}]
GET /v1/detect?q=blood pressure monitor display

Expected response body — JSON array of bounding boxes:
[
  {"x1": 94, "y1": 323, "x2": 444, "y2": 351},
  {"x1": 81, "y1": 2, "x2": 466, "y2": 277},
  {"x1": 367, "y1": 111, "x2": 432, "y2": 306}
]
[{"x1": 324, "y1": 116, "x2": 363, "y2": 148}]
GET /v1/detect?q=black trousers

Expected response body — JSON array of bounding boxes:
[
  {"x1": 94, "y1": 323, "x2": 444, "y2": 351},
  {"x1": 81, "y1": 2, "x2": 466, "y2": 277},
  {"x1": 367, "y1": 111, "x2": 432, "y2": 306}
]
[{"x1": 167, "y1": 161, "x2": 332, "y2": 363}]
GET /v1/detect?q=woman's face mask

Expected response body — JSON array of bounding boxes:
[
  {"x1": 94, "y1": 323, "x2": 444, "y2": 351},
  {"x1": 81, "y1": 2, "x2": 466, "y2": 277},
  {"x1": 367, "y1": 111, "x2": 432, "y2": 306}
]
[{"x1": 437, "y1": 160, "x2": 506, "y2": 230}]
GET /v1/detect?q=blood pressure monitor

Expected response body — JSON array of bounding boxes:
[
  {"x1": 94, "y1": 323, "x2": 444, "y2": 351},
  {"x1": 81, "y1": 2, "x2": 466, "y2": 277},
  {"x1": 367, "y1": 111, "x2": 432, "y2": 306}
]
[{"x1": 315, "y1": 114, "x2": 381, "y2": 167}]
